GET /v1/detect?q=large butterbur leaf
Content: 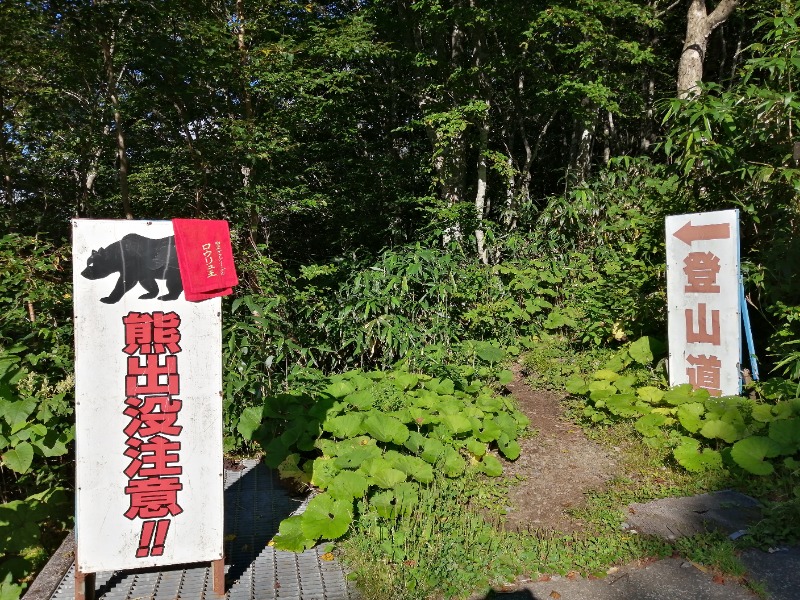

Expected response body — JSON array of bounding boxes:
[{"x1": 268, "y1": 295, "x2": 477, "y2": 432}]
[
  {"x1": 605, "y1": 393, "x2": 641, "y2": 418},
  {"x1": 334, "y1": 444, "x2": 382, "y2": 469},
  {"x1": 310, "y1": 457, "x2": 340, "y2": 489},
  {"x1": 637, "y1": 386, "x2": 665, "y2": 404},
  {"x1": 327, "y1": 470, "x2": 370, "y2": 500},
  {"x1": 392, "y1": 372, "x2": 419, "y2": 391},
  {"x1": 362, "y1": 412, "x2": 410, "y2": 445},
  {"x1": 420, "y1": 437, "x2": 446, "y2": 464},
  {"x1": 498, "y1": 370, "x2": 514, "y2": 385},
  {"x1": 383, "y1": 451, "x2": 434, "y2": 484},
  {"x1": 344, "y1": 390, "x2": 374, "y2": 410},
  {"x1": 475, "y1": 344, "x2": 505, "y2": 364},
  {"x1": 673, "y1": 437, "x2": 722, "y2": 473},
  {"x1": 731, "y1": 436, "x2": 782, "y2": 475},
  {"x1": 476, "y1": 395, "x2": 503, "y2": 413},
  {"x1": 301, "y1": 493, "x2": 353, "y2": 540},
  {"x1": 493, "y1": 413, "x2": 518, "y2": 438},
  {"x1": 325, "y1": 380, "x2": 355, "y2": 399},
  {"x1": 565, "y1": 376, "x2": 589, "y2": 395},
  {"x1": 371, "y1": 482, "x2": 419, "y2": 519},
  {"x1": 700, "y1": 417, "x2": 743, "y2": 444},
  {"x1": 440, "y1": 413, "x2": 473, "y2": 436},
  {"x1": 278, "y1": 454, "x2": 309, "y2": 484},
  {"x1": 273, "y1": 515, "x2": 314, "y2": 552},
  {"x1": 465, "y1": 438, "x2": 487, "y2": 457},
  {"x1": 768, "y1": 418, "x2": 800, "y2": 453},
  {"x1": 323, "y1": 413, "x2": 364, "y2": 439},
  {"x1": 237, "y1": 406, "x2": 263, "y2": 440},
  {"x1": 677, "y1": 402, "x2": 705, "y2": 433},
  {"x1": 751, "y1": 404, "x2": 777, "y2": 423},
  {"x1": 634, "y1": 412, "x2": 667, "y2": 437},
  {"x1": 664, "y1": 384, "x2": 705, "y2": 406},
  {"x1": 261, "y1": 436, "x2": 291, "y2": 468},
  {"x1": 474, "y1": 418, "x2": 502, "y2": 442},
  {"x1": 628, "y1": 336, "x2": 660, "y2": 365},
  {"x1": 439, "y1": 446, "x2": 466, "y2": 477},
  {"x1": 497, "y1": 433, "x2": 521, "y2": 460},
  {"x1": 479, "y1": 453, "x2": 503, "y2": 477},
  {"x1": 431, "y1": 378, "x2": 455, "y2": 395},
  {"x1": 360, "y1": 457, "x2": 407, "y2": 488},
  {"x1": 404, "y1": 430, "x2": 425, "y2": 454}
]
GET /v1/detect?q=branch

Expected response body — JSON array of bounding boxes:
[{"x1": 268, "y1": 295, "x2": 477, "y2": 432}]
[
  {"x1": 655, "y1": 0, "x2": 682, "y2": 19},
  {"x1": 707, "y1": 0, "x2": 738, "y2": 32}
]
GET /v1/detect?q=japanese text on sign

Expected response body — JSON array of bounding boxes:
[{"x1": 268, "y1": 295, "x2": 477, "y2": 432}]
[
  {"x1": 73, "y1": 219, "x2": 224, "y2": 575},
  {"x1": 666, "y1": 211, "x2": 741, "y2": 397},
  {"x1": 123, "y1": 311, "x2": 183, "y2": 558}
]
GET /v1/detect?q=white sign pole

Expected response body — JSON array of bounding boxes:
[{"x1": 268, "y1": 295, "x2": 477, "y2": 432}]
[
  {"x1": 72, "y1": 220, "x2": 224, "y2": 596},
  {"x1": 665, "y1": 209, "x2": 741, "y2": 396}
]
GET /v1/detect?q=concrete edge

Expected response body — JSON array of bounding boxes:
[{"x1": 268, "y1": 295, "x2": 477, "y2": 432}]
[{"x1": 23, "y1": 531, "x2": 75, "y2": 600}]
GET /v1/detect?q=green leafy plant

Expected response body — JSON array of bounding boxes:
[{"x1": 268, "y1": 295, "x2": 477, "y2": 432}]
[
  {"x1": 238, "y1": 368, "x2": 529, "y2": 550},
  {"x1": 566, "y1": 337, "x2": 800, "y2": 477},
  {"x1": 0, "y1": 235, "x2": 74, "y2": 597}
]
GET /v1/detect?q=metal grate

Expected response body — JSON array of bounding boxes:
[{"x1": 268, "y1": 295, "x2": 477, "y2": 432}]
[{"x1": 49, "y1": 460, "x2": 357, "y2": 600}]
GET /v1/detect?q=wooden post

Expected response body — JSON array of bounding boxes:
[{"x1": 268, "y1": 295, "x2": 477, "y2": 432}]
[
  {"x1": 75, "y1": 567, "x2": 95, "y2": 600},
  {"x1": 212, "y1": 557, "x2": 225, "y2": 595}
]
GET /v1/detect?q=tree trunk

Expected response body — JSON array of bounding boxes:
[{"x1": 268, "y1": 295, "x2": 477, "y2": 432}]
[
  {"x1": 234, "y1": 0, "x2": 260, "y2": 247},
  {"x1": 80, "y1": 135, "x2": 106, "y2": 217},
  {"x1": 677, "y1": 0, "x2": 738, "y2": 99},
  {"x1": 603, "y1": 111, "x2": 616, "y2": 165},
  {"x1": 100, "y1": 32, "x2": 133, "y2": 219},
  {"x1": 0, "y1": 92, "x2": 12, "y2": 210},
  {"x1": 471, "y1": 0, "x2": 491, "y2": 264},
  {"x1": 567, "y1": 99, "x2": 598, "y2": 186},
  {"x1": 640, "y1": 76, "x2": 656, "y2": 151},
  {"x1": 474, "y1": 114, "x2": 490, "y2": 264}
]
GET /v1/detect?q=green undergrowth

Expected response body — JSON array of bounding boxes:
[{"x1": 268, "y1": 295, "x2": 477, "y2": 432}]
[
  {"x1": 0, "y1": 235, "x2": 74, "y2": 599},
  {"x1": 341, "y1": 474, "x2": 671, "y2": 600},
  {"x1": 674, "y1": 532, "x2": 747, "y2": 578},
  {"x1": 237, "y1": 368, "x2": 529, "y2": 551},
  {"x1": 521, "y1": 334, "x2": 619, "y2": 391},
  {"x1": 537, "y1": 341, "x2": 800, "y2": 561},
  {"x1": 560, "y1": 337, "x2": 800, "y2": 486}
]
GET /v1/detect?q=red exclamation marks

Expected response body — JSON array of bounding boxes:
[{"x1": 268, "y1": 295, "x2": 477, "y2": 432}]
[
  {"x1": 136, "y1": 519, "x2": 171, "y2": 558},
  {"x1": 136, "y1": 521, "x2": 156, "y2": 558},
  {"x1": 151, "y1": 519, "x2": 170, "y2": 556}
]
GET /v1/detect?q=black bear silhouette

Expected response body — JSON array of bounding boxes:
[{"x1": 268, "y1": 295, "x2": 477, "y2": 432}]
[{"x1": 81, "y1": 234, "x2": 183, "y2": 304}]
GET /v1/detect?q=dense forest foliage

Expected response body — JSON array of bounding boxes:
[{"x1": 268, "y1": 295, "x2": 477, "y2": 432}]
[{"x1": 2, "y1": 0, "x2": 800, "y2": 597}]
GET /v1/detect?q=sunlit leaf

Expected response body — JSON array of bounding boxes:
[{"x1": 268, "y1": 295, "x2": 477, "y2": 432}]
[
  {"x1": 360, "y1": 457, "x2": 407, "y2": 488},
  {"x1": 272, "y1": 516, "x2": 314, "y2": 552},
  {"x1": 731, "y1": 436, "x2": 782, "y2": 475},
  {"x1": 362, "y1": 412, "x2": 410, "y2": 444},
  {"x1": 673, "y1": 437, "x2": 722, "y2": 472},
  {"x1": 301, "y1": 493, "x2": 353, "y2": 540},
  {"x1": 2, "y1": 442, "x2": 33, "y2": 474},
  {"x1": 323, "y1": 413, "x2": 364, "y2": 439}
]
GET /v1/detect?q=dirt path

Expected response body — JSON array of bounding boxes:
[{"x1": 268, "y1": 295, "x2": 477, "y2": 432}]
[{"x1": 501, "y1": 365, "x2": 619, "y2": 532}]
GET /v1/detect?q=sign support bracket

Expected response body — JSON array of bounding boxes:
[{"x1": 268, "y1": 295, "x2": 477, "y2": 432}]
[
  {"x1": 212, "y1": 557, "x2": 225, "y2": 595},
  {"x1": 74, "y1": 566, "x2": 95, "y2": 600},
  {"x1": 739, "y1": 274, "x2": 760, "y2": 382}
]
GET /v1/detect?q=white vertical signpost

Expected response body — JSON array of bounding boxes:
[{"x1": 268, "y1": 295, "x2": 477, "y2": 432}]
[
  {"x1": 72, "y1": 220, "x2": 225, "y2": 599},
  {"x1": 665, "y1": 209, "x2": 741, "y2": 396}
]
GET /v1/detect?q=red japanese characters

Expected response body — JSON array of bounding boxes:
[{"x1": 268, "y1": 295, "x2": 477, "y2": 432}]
[
  {"x1": 666, "y1": 211, "x2": 741, "y2": 397},
  {"x1": 682, "y1": 251, "x2": 724, "y2": 396},
  {"x1": 122, "y1": 311, "x2": 183, "y2": 558}
]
